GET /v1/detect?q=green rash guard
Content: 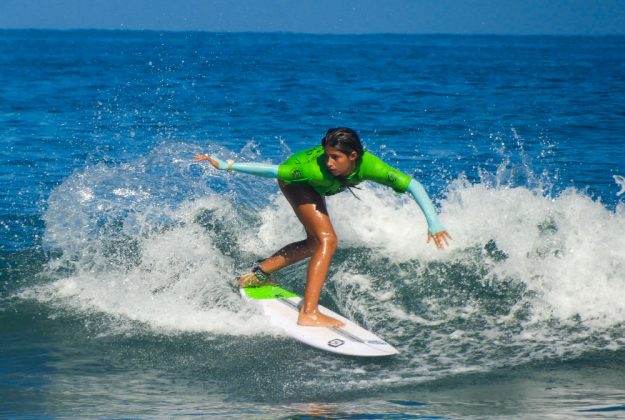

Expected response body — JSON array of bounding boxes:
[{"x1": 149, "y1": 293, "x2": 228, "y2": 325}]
[
  {"x1": 209, "y1": 145, "x2": 446, "y2": 234},
  {"x1": 277, "y1": 145, "x2": 412, "y2": 196}
]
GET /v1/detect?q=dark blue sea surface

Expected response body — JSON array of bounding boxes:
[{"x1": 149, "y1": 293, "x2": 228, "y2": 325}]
[{"x1": 1, "y1": 30, "x2": 624, "y2": 418}]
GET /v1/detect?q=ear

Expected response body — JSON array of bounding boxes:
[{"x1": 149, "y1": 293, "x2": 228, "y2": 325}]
[{"x1": 348, "y1": 150, "x2": 358, "y2": 161}]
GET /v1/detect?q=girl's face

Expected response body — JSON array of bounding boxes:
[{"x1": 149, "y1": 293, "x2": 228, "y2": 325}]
[{"x1": 324, "y1": 145, "x2": 358, "y2": 177}]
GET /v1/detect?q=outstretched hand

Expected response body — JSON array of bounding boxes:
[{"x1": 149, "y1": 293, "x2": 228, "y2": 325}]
[
  {"x1": 194, "y1": 154, "x2": 223, "y2": 170},
  {"x1": 428, "y1": 230, "x2": 452, "y2": 250}
]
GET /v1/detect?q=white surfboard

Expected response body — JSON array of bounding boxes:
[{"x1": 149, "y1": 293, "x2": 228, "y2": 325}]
[{"x1": 240, "y1": 285, "x2": 398, "y2": 357}]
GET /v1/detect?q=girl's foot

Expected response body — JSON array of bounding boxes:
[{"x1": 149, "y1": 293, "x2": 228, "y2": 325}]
[
  {"x1": 238, "y1": 272, "x2": 277, "y2": 288},
  {"x1": 297, "y1": 308, "x2": 345, "y2": 328},
  {"x1": 238, "y1": 261, "x2": 276, "y2": 288}
]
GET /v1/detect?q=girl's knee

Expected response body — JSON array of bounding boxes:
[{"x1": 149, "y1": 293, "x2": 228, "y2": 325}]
[
  {"x1": 318, "y1": 232, "x2": 338, "y2": 252},
  {"x1": 306, "y1": 233, "x2": 338, "y2": 253}
]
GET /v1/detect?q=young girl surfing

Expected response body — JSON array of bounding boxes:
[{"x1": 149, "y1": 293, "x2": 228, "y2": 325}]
[{"x1": 194, "y1": 127, "x2": 452, "y2": 328}]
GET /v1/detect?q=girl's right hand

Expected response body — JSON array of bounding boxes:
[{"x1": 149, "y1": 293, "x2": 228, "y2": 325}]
[{"x1": 194, "y1": 154, "x2": 226, "y2": 170}]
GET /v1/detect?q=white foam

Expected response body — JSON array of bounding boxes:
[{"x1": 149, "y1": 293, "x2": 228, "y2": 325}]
[
  {"x1": 442, "y1": 179, "x2": 625, "y2": 326},
  {"x1": 24, "y1": 196, "x2": 278, "y2": 336}
]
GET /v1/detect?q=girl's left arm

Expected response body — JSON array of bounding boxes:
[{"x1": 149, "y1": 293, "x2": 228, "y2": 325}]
[
  {"x1": 362, "y1": 153, "x2": 452, "y2": 249},
  {"x1": 406, "y1": 178, "x2": 452, "y2": 249}
]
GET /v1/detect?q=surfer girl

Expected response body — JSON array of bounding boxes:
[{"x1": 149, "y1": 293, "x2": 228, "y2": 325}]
[{"x1": 194, "y1": 127, "x2": 451, "y2": 327}]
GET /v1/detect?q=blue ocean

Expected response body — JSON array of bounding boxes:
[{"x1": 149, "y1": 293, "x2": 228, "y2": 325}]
[{"x1": 1, "y1": 30, "x2": 625, "y2": 418}]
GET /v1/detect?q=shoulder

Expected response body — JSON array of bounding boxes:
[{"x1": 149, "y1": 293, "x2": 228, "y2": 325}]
[
  {"x1": 358, "y1": 150, "x2": 412, "y2": 193},
  {"x1": 359, "y1": 150, "x2": 391, "y2": 170}
]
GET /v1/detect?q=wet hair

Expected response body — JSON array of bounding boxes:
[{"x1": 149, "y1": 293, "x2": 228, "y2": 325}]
[
  {"x1": 321, "y1": 127, "x2": 364, "y2": 158},
  {"x1": 321, "y1": 127, "x2": 363, "y2": 199}
]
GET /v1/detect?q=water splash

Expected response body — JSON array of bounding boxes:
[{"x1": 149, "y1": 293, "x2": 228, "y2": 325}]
[
  {"x1": 17, "y1": 140, "x2": 625, "y2": 393},
  {"x1": 614, "y1": 175, "x2": 625, "y2": 196}
]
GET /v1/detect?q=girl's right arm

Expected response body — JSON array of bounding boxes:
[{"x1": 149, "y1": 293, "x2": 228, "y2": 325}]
[{"x1": 194, "y1": 154, "x2": 279, "y2": 178}]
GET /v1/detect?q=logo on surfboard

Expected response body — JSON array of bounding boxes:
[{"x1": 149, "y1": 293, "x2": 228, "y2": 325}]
[{"x1": 328, "y1": 339, "x2": 345, "y2": 348}]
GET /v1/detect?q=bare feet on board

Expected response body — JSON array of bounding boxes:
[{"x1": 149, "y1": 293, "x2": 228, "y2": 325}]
[{"x1": 298, "y1": 308, "x2": 345, "y2": 328}]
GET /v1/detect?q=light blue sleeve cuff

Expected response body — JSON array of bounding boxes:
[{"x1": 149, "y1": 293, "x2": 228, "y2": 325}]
[{"x1": 406, "y1": 179, "x2": 446, "y2": 234}]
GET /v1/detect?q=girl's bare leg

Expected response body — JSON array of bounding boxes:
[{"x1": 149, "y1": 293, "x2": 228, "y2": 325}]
[
  {"x1": 256, "y1": 239, "x2": 315, "y2": 274},
  {"x1": 257, "y1": 181, "x2": 343, "y2": 328}
]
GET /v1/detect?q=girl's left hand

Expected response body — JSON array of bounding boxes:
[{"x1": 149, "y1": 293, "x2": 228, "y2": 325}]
[{"x1": 428, "y1": 230, "x2": 452, "y2": 250}]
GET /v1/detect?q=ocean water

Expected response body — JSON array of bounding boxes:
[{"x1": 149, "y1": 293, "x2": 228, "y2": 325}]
[{"x1": 1, "y1": 30, "x2": 625, "y2": 418}]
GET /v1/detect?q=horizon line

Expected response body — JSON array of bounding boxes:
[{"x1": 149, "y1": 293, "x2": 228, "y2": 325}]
[{"x1": 1, "y1": 27, "x2": 624, "y2": 37}]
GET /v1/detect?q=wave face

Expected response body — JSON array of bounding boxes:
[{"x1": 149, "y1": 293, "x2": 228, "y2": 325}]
[{"x1": 16, "y1": 140, "x2": 625, "y2": 398}]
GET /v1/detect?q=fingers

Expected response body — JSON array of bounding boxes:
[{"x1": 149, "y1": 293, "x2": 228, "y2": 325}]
[
  {"x1": 438, "y1": 232, "x2": 451, "y2": 247},
  {"x1": 428, "y1": 231, "x2": 452, "y2": 250},
  {"x1": 427, "y1": 233, "x2": 442, "y2": 249},
  {"x1": 434, "y1": 234, "x2": 444, "y2": 250}
]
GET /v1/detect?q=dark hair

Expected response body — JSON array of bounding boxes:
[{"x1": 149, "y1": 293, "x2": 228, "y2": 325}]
[{"x1": 321, "y1": 127, "x2": 363, "y2": 158}]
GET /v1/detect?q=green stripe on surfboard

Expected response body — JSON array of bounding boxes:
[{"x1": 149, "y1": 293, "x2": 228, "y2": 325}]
[{"x1": 242, "y1": 285, "x2": 299, "y2": 300}]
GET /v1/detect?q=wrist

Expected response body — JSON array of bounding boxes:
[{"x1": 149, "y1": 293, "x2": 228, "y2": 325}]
[
  {"x1": 428, "y1": 223, "x2": 446, "y2": 235},
  {"x1": 210, "y1": 156, "x2": 228, "y2": 170}
]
